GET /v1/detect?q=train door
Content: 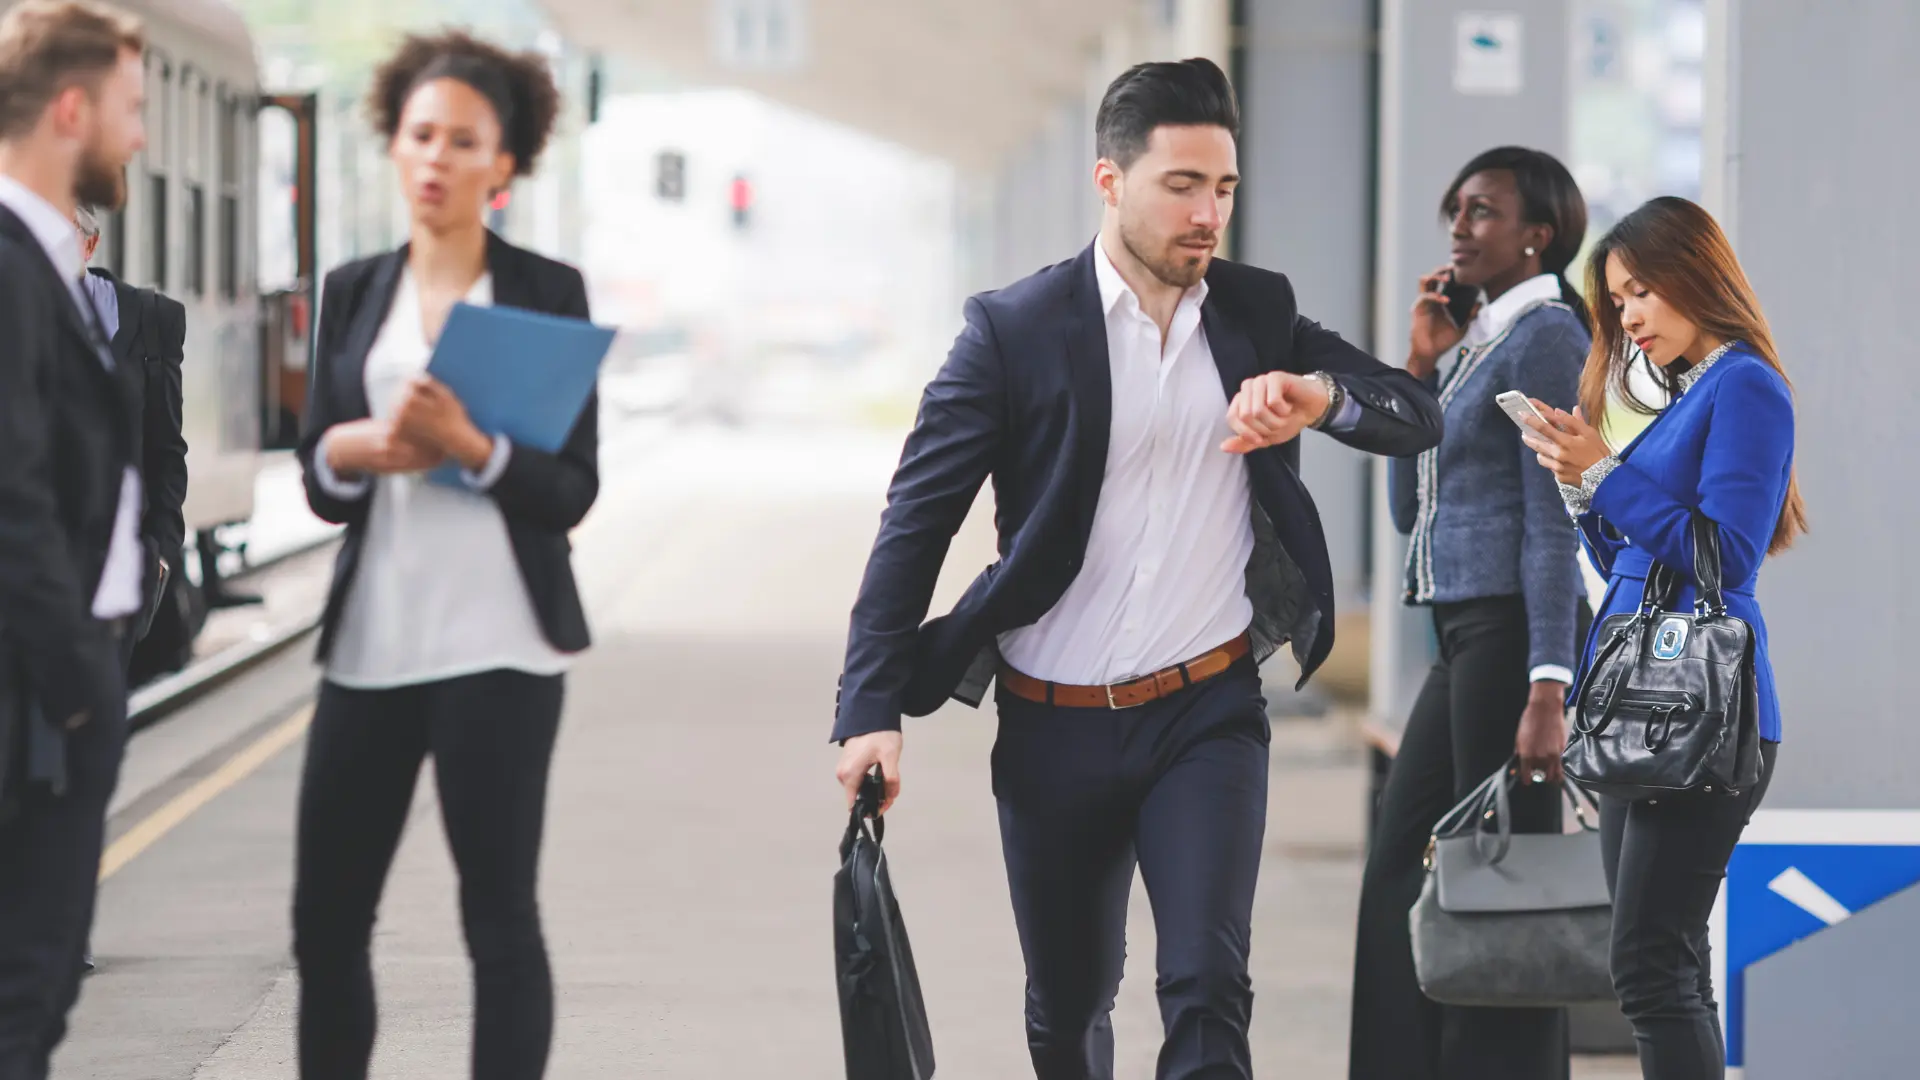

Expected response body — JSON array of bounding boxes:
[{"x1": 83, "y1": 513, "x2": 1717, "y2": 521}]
[{"x1": 256, "y1": 91, "x2": 318, "y2": 451}]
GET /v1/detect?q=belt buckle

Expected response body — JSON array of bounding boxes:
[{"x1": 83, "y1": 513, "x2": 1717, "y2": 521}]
[{"x1": 1105, "y1": 680, "x2": 1145, "y2": 709}]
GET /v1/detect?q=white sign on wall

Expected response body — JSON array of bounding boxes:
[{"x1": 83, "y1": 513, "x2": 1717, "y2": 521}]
[{"x1": 1453, "y1": 12, "x2": 1524, "y2": 96}]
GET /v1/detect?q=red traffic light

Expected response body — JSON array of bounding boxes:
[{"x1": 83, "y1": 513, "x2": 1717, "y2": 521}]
[{"x1": 729, "y1": 176, "x2": 754, "y2": 212}]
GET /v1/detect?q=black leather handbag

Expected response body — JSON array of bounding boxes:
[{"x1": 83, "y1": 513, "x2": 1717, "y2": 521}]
[
  {"x1": 835, "y1": 772, "x2": 935, "y2": 1079},
  {"x1": 1409, "y1": 763, "x2": 1616, "y2": 1006},
  {"x1": 1563, "y1": 513, "x2": 1763, "y2": 800}
]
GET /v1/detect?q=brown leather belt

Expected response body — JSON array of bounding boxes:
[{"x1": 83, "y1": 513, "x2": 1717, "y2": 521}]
[{"x1": 1000, "y1": 633, "x2": 1252, "y2": 709}]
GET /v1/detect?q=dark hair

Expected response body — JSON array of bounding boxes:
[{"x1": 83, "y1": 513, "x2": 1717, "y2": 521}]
[
  {"x1": 1095, "y1": 57, "x2": 1238, "y2": 170},
  {"x1": 1441, "y1": 146, "x2": 1590, "y2": 331},
  {"x1": 1581, "y1": 196, "x2": 1806, "y2": 554},
  {"x1": 0, "y1": 0, "x2": 143, "y2": 141},
  {"x1": 367, "y1": 29, "x2": 559, "y2": 177}
]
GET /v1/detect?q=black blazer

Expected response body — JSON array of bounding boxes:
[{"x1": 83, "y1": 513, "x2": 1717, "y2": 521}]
[
  {"x1": 0, "y1": 205, "x2": 140, "y2": 730},
  {"x1": 831, "y1": 244, "x2": 1444, "y2": 742},
  {"x1": 89, "y1": 268, "x2": 189, "y2": 566},
  {"x1": 297, "y1": 231, "x2": 599, "y2": 664}
]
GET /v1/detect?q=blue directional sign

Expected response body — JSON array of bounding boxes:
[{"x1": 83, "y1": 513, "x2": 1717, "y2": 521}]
[{"x1": 1716, "y1": 812, "x2": 1920, "y2": 1070}]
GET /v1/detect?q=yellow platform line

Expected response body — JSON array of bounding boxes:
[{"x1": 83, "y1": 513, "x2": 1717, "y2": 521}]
[{"x1": 99, "y1": 703, "x2": 315, "y2": 882}]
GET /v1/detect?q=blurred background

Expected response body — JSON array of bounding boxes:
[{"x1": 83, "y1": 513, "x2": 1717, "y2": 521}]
[{"x1": 52, "y1": 1, "x2": 1916, "y2": 1077}]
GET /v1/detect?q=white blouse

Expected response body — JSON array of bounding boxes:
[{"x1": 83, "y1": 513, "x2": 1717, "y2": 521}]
[{"x1": 321, "y1": 269, "x2": 572, "y2": 689}]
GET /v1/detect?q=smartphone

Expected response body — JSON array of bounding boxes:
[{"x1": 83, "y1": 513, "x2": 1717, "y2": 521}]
[
  {"x1": 1441, "y1": 279, "x2": 1481, "y2": 329},
  {"x1": 1495, "y1": 390, "x2": 1552, "y2": 431}
]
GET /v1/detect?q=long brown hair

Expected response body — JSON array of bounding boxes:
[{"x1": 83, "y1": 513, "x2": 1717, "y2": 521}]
[{"x1": 1579, "y1": 196, "x2": 1807, "y2": 555}]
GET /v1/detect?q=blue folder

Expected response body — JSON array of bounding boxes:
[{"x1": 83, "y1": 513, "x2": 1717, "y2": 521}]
[{"x1": 423, "y1": 301, "x2": 615, "y2": 487}]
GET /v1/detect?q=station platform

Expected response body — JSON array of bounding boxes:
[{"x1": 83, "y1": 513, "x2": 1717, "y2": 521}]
[{"x1": 56, "y1": 417, "x2": 1636, "y2": 1078}]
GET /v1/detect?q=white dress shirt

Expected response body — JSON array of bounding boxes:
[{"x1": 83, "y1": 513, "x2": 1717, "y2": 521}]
[
  {"x1": 997, "y1": 239, "x2": 1258, "y2": 685},
  {"x1": 317, "y1": 268, "x2": 568, "y2": 689},
  {"x1": 0, "y1": 175, "x2": 144, "y2": 620},
  {"x1": 1459, "y1": 272, "x2": 1565, "y2": 351}
]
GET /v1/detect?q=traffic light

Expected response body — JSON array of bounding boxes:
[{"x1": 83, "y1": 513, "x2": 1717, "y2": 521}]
[
  {"x1": 656, "y1": 150, "x2": 685, "y2": 202},
  {"x1": 729, "y1": 174, "x2": 753, "y2": 230}
]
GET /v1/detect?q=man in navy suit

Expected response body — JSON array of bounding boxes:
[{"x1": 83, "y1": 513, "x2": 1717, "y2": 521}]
[{"x1": 832, "y1": 59, "x2": 1443, "y2": 1079}]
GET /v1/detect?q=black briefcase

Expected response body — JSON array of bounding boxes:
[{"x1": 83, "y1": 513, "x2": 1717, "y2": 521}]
[{"x1": 834, "y1": 771, "x2": 934, "y2": 1080}]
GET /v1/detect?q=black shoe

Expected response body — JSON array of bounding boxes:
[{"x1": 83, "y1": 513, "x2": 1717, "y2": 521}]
[{"x1": 82, "y1": 953, "x2": 95, "y2": 976}]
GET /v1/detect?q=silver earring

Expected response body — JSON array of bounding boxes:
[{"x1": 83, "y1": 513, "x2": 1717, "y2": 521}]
[{"x1": 1524, "y1": 246, "x2": 1537, "y2": 257}]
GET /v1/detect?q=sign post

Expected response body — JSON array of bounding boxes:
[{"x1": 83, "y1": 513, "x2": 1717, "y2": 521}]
[{"x1": 1711, "y1": 809, "x2": 1920, "y2": 1076}]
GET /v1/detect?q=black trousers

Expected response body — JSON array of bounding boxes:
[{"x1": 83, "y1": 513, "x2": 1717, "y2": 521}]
[
  {"x1": 992, "y1": 657, "x2": 1269, "y2": 1080},
  {"x1": 1600, "y1": 739, "x2": 1776, "y2": 1080},
  {"x1": 293, "y1": 669, "x2": 564, "y2": 1080},
  {"x1": 0, "y1": 677, "x2": 127, "y2": 1080},
  {"x1": 1350, "y1": 596, "x2": 1569, "y2": 1080}
]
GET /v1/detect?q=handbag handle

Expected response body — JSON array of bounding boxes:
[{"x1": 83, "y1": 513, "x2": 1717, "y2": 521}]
[
  {"x1": 1430, "y1": 762, "x2": 1602, "y2": 867},
  {"x1": 1638, "y1": 513, "x2": 1728, "y2": 619},
  {"x1": 1689, "y1": 514, "x2": 1727, "y2": 616},
  {"x1": 1571, "y1": 624, "x2": 1640, "y2": 737}
]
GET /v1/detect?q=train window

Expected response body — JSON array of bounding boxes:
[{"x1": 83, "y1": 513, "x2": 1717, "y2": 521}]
[
  {"x1": 146, "y1": 52, "x2": 170, "y2": 289},
  {"x1": 186, "y1": 185, "x2": 205, "y2": 296},
  {"x1": 149, "y1": 173, "x2": 167, "y2": 289},
  {"x1": 219, "y1": 94, "x2": 240, "y2": 300},
  {"x1": 105, "y1": 207, "x2": 125, "y2": 278}
]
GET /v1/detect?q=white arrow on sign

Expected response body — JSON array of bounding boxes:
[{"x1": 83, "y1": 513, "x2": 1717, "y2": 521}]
[{"x1": 1766, "y1": 866, "x2": 1853, "y2": 926}]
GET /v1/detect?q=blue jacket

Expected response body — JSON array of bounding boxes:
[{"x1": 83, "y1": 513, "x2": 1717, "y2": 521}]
[
  {"x1": 831, "y1": 245, "x2": 1445, "y2": 742},
  {"x1": 1574, "y1": 346, "x2": 1794, "y2": 741},
  {"x1": 1390, "y1": 301, "x2": 1589, "y2": 676}
]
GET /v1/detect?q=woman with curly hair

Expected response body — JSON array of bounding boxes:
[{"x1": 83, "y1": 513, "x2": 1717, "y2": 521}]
[{"x1": 291, "y1": 29, "x2": 595, "y2": 1080}]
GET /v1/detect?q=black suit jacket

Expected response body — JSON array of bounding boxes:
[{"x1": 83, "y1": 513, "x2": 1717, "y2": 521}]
[
  {"x1": 297, "y1": 231, "x2": 599, "y2": 663},
  {"x1": 0, "y1": 206, "x2": 139, "y2": 734},
  {"x1": 831, "y1": 244, "x2": 1445, "y2": 742},
  {"x1": 89, "y1": 268, "x2": 188, "y2": 637}
]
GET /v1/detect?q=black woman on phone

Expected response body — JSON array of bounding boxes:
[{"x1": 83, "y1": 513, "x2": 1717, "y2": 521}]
[{"x1": 1349, "y1": 146, "x2": 1593, "y2": 1080}]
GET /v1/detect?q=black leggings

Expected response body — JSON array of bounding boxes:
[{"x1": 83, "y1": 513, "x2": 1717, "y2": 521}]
[
  {"x1": 292, "y1": 669, "x2": 564, "y2": 1080},
  {"x1": 1350, "y1": 596, "x2": 1569, "y2": 1080},
  {"x1": 1600, "y1": 740, "x2": 1777, "y2": 1080}
]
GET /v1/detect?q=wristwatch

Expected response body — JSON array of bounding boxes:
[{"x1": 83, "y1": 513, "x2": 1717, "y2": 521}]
[{"x1": 1305, "y1": 371, "x2": 1346, "y2": 431}]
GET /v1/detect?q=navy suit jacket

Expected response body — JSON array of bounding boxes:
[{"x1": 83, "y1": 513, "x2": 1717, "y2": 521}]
[{"x1": 832, "y1": 244, "x2": 1444, "y2": 742}]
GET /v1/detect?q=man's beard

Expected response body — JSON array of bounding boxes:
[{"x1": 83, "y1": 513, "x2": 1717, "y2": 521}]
[
  {"x1": 1119, "y1": 217, "x2": 1215, "y2": 290},
  {"x1": 74, "y1": 147, "x2": 124, "y2": 212}
]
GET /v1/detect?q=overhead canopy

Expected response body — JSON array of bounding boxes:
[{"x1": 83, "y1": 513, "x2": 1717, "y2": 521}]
[{"x1": 538, "y1": 0, "x2": 1116, "y2": 167}]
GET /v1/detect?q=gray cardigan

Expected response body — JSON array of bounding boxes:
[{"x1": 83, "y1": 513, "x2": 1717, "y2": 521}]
[{"x1": 1390, "y1": 301, "x2": 1589, "y2": 676}]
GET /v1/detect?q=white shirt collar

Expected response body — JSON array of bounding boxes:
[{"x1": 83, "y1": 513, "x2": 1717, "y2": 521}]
[
  {"x1": 1463, "y1": 272, "x2": 1563, "y2": 348},
  {"x1": 0, "y1": 174, "x2": 83, "y2": 284},
  {"x1": 1093, "y1": 235, "x2": 1209, "y2": 320}
]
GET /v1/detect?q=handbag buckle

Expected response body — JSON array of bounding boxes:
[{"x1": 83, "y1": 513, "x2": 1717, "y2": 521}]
[{"x1": 1422, "y1": 836, "x2": 1436, "y2": 871}]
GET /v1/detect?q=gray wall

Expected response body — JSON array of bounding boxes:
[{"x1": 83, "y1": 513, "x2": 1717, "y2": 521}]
[
  {"x1": 1239, "y1": 0, "x2": 1380, "y2": 615},
  {"x1": 1711, "y1": 1, "x2": 1920, "y2": 808},
  {"x1": 1369, "y1": 0, "x2": 1570, "y2": 728}
]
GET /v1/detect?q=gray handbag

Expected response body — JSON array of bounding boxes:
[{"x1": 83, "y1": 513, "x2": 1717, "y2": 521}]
[{"x1": 1408, "y1": 763, "x2": 1617, "y2": 1007}]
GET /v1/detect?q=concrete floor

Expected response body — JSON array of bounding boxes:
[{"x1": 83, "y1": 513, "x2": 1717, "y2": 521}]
[{"x1": 56, "y1": 419, "x2": 1639, "y2": 1078}]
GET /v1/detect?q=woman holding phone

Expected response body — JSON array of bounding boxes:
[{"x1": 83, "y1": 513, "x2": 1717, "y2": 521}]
[
  {"x1": 1523, "y1": 196, "x2": 1803, "y2": 1080},
  {"x1": 292, "y1": 29, "x2": 597, "y2": 1080},
  {"x1": 1348, "y1": 146, "x2": 1591, "y2": 1080}
]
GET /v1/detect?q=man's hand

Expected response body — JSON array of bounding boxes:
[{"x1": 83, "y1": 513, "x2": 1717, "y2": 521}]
[
  {"x1": 836, "y1": 730, "x2": 903, "y2": 814},
  {"x1": 1221, "y1": 372, "x2": 1330, "y2": 454}
]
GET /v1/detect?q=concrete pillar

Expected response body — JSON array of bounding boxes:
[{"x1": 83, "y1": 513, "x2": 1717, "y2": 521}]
[
  {"x1": 1369, "y1": 0, "x2": 1570, "y2": 730},
  {"x1": 1236, "y1": 0, "x2": 1380, "y2": 700}
]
